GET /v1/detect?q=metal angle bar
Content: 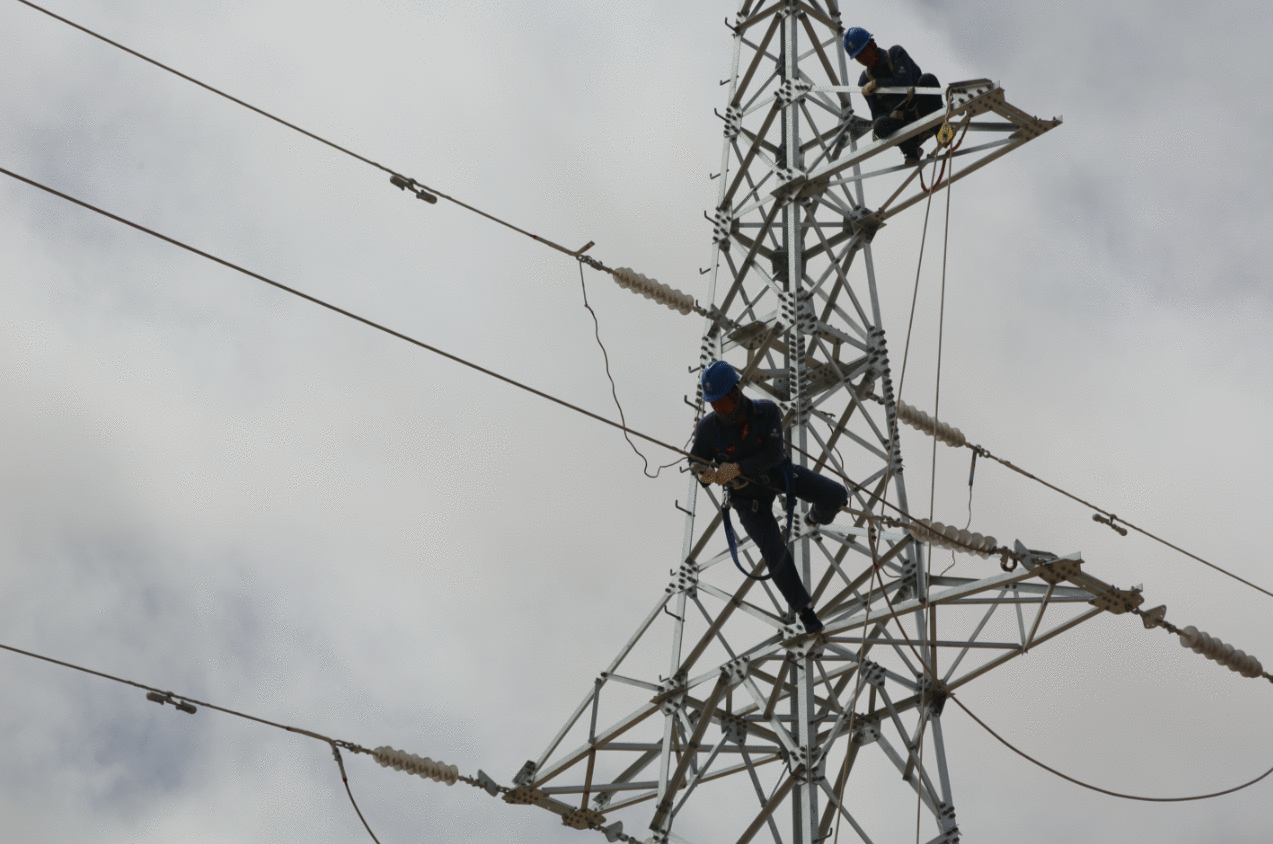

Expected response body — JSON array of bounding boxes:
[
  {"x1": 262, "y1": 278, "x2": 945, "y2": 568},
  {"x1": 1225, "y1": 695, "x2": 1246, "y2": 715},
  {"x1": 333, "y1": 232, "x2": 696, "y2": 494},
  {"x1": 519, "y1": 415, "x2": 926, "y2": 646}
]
[
  {"x1": 732, "y1": 25, "x2": 782, "y2": 106},
  {"x1": 795, "y1": 0, "x2": 838, "y2": 32},
  {"x1": 763, "y1": 659, "x2": 793, "y2": 720},
  {"x1": 822, "y1": 137, "x2": 1014, "y2": 191},
  {"x1": 600, "y1": 742, "x2": 784, "y2": 754},
  {"x1": 534, "y1": 681, "x2": 602, "y2": 773},
  {"x1": 691, "y1": 594, "x2": 740, "y2": 662},
  {"x1": 534, "y1": 702, "x2": 660, "y2": 786},
  {"x1": 581, "y1": 750, "x2": 597, "y2": 808},
  {"x1": 816, "y1": 739, "x2": 864, "y2": 842},
  {"x1": 878, "y1": 139, "x2": 1025, "y2": 222},
  {"x1": 1024, "y1": 581, "x2": 1056, "y2": 650},
  {"x1": 541, "y1": 780, "x2": 660, "y2": 794},
  {"x1": 724, "y1": 104, "x2": 783, "y2": 206},
  {"x1": 1013, "y1": 584, "x2": 1028, "y2": 646},
  {"x1": 602, "y1": 672, "x2": 664, "y2": 693},
  {"x1": 742, "y1": 674, "x2": 802, "y2": 758},
  {"x1": 738, "y1": 746, "x2": 785, "y2": 844},
  {"x1": 685, "y1": 509, "x2": 724, "y2": 564},
  {"x1": 670, "y1": 732, "x2": 732, "y2": 820},
  {"x1": 946, "y1": 607, "x2": 1103, "y2": 691},
  {"x1": 793, "y1": 85, "x2": 1004, "y2": 186},
  {"x1": 829, "y1": 638, "x2": 1020, "y2": 650},
  {"x1": 876, "y1": 683, "x2": 922, "y2": 761},
  {"x1": 929, "y1": 714, "x2": 954, "y2": 807},
  {"x1": 873, "y1": 731, "x2": 941, "y2": 818},
  {"x1": 694, "y1": 581, "x2": 786, "y2": 630},
  {"x1": 650, "y1": 675, "x2": 731, "y2": 829},
  {"x1": 718, "y1": 200, "x2": 783, "y2": 315},
  {"x1": 735, "y1": 774, "x2": 797, "y2": 844},
  {"x1": 734, "y1": 1, "x2": 784, "y2": 38},
  {"x1": 815, "y1": 776, "x2": 877, "y2": 844},
  {"x1": 948, "y1": 596, "x2": 1092, "y2": 605},
  {"x1": 824, "y1": 566, "x2": 1042, "y2": 638},
  {"x1": 588, "y1": 751, "x2": 659, "y2": 807},
  {"x1": 928, "y1": 576, "x2": 1092, "y2": 598}
]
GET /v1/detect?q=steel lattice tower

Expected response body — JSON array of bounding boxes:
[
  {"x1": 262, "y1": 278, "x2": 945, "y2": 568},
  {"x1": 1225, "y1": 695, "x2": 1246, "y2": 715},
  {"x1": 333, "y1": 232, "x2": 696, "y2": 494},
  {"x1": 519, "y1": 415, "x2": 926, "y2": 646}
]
[{"x1": 500, "y1": 5, "x2": 1143, "y2": 844}]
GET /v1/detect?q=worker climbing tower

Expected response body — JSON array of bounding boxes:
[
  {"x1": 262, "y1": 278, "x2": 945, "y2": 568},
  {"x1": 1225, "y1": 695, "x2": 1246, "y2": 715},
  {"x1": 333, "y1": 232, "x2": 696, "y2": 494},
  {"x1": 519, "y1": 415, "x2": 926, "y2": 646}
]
[{"x1": 503, "y1": 5, "x2": 1146, "y2": 844}]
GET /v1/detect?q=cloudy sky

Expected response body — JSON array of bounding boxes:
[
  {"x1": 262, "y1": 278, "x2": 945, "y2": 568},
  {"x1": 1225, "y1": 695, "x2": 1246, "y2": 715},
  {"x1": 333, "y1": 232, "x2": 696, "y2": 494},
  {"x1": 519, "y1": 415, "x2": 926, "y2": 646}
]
[{"x1": 2, "y1": 1, "x2": 1272, "y2": 842}]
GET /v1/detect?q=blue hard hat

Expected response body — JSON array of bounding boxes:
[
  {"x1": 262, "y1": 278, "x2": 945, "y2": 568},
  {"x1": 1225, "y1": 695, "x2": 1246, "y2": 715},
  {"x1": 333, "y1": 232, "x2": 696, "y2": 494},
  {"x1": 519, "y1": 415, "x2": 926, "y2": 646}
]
[
  {"x1": 701, "y1": 361, "x2": 740, "y2": 403},
  {"x1": 843, "y1": 26, "x2": 873, "y2": 59}
]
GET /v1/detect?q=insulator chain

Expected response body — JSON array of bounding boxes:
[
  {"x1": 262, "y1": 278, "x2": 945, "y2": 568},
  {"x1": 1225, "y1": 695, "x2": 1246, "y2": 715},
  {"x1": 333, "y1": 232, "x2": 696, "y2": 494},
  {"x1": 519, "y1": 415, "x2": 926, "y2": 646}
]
[
  {"x1": 372, "y1": 745, "x2": 460, "y2": 785},
  {"x1": 1179, "y1": 626, "x2": 1266, "y2": 679},
  {"x1": 611, "y1": 267, "x2": 695, "y2": 316},
  {"x1": 908, "y1": 518, "x2": 997, "y2": 558},
  {"x1": 896, "y1": 399, "x2": 966, "y2": 448}
]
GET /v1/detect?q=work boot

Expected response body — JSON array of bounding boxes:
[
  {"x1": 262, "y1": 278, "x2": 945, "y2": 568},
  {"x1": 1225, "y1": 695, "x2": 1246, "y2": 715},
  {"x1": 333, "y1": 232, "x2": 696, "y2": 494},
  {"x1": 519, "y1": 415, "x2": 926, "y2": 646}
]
[
  {"x1": 903, "y1": 148, "x2": 922, "y2": 167},
  {"x1": 798, "y1": 606, "x2": 824, "y2": 635}
]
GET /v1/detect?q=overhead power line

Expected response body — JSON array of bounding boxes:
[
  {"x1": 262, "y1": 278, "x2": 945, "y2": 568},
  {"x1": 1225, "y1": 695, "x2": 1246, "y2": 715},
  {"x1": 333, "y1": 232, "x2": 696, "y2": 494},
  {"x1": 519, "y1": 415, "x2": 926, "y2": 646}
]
[
  {"x1": 855, "y1": 546, "x2": 1273, "y2": 806},
  {"x1": 0, "y1": 639, "x2": 386, "y2": 843},
  {"x1": 15, "y1": 0, "x2": 612, "y2": 268},
  {"x1": 0, "y1": 164, "x2": 692, "y2": 461},
  {"x1": 13, "y1": 0, "x2": 1273, "y2": 602},
  {"x1": 6, "y1": 159, "x2": 1271, "y2": 606}
]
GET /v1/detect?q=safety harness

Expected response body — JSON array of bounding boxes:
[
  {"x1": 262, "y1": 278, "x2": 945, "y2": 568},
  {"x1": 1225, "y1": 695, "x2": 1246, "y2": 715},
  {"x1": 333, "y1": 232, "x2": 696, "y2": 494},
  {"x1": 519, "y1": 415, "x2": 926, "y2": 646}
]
[
  {"x1": 712, "y1": 410, "x2": 798, "y2": 581},
  {"x1": 721, "y1": 467, "x2": 796, "y2": 581}
]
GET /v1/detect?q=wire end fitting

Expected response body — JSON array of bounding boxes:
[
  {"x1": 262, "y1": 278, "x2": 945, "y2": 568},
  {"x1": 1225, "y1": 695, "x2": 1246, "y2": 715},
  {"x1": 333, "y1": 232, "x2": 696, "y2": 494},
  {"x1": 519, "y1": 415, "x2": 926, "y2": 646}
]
[{"x1": 145, "y1": 691, "x2": 197, "y2": 714}]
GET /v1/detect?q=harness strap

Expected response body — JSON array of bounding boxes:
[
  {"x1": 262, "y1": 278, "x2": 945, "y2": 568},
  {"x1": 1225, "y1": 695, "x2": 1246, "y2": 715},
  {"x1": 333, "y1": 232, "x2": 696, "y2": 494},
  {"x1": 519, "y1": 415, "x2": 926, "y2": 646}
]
[
  {"x1": 720, "y1": 466, "x2": 797, "y2": 582},
  {"x1": 721, "y1": 497, "x2": 772, "y2": 581}
]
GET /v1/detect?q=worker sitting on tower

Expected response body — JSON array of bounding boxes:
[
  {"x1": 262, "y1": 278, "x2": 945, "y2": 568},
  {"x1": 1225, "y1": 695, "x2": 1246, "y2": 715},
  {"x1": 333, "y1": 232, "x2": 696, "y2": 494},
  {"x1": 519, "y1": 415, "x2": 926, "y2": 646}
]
[
  {"x1": 843, "y1": 27, "x2": 942, "y2": 166},
  {"x1": 690, "y1": 361, "x2": 849, "y2": 635}
]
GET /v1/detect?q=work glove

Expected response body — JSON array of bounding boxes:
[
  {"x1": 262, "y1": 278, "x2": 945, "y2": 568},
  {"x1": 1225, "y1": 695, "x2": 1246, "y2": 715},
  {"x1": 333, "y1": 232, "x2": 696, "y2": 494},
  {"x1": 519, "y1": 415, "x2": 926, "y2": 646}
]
[
  {"x1": 714, "y1": 463, "x2": 741, "y2": 485},
  {"x1": 696, "y1": 467, "x2": 717, "y2": 485},
  {"x1": 861, "y1": 79, "x2": 878, "y2": 96}
]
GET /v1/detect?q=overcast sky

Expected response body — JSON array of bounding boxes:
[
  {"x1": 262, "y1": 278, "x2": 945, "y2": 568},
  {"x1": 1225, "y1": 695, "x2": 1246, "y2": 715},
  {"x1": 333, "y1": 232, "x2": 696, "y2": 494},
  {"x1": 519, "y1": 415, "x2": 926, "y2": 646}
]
[{"x1": 2, "y1": 1, "x2": 1272, "y2": 843}]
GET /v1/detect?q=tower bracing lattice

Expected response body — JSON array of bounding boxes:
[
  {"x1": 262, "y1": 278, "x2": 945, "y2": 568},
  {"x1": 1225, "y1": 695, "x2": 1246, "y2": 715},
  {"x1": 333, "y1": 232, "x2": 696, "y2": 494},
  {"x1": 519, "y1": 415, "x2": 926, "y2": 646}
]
[{"x1": 504, "y1": 5, "x2": 1143, "y2": 844}]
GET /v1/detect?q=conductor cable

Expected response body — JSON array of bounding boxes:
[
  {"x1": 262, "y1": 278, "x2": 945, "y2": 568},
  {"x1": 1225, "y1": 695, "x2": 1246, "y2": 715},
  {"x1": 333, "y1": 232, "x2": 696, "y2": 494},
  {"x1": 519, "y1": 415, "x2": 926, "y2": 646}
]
[
  {"x1": 15, "y1": 0, "x2": 623, "y2": 275},
  {"x1": 0, "y1": 164, "x2": 688, "y2": 460},
  {"x1": 861, "y1": 560, "x2": 1273, "y2": 805}
]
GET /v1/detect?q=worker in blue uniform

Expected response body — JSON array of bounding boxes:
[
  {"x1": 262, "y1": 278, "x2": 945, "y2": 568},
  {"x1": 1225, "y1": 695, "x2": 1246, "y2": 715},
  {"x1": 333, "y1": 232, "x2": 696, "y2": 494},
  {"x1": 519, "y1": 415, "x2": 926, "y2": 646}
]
[
  {"x1": 843, "y1": 27, "x2": 942, "y2": 166},
  {"x1": 690, "y1": 361, "x2": 848, "y2": 635}
]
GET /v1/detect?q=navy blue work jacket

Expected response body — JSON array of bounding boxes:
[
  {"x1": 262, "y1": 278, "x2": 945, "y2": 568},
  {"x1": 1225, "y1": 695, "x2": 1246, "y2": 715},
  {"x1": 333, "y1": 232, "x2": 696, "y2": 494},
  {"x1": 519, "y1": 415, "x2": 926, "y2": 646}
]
[
  {"x1": 858, "y1": 44, "x2": 924, "y2": 120},
  {"x1": 690, "y1": 398, "x2": 789, "y2": 497}
]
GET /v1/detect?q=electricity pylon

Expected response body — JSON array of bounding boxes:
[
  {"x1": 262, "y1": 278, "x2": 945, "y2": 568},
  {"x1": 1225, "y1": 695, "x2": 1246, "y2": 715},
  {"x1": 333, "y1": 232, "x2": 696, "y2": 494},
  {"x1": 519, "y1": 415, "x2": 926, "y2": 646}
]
[{"x1": 502, "y1": 4, "x2": 1142, "y2": 843}]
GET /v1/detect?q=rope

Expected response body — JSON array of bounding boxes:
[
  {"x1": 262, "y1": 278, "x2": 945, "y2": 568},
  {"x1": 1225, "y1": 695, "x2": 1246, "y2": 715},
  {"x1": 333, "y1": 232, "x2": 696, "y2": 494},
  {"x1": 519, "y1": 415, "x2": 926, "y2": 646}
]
[
  {"x1": 913, "y1": 146, "x2": 957, "y2": 844},
  {"x1": 577, "y1": 263, "x2": 680, "y2": 479}
]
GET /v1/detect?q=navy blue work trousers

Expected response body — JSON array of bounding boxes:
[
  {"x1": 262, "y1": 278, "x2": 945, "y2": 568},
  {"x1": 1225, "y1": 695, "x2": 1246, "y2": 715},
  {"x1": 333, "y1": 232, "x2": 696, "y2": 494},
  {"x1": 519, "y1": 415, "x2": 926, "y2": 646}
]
[
  {"x1": 872, "y1": 73, "x2": 942, "y2": 158},
  {"x1": 731, "y1": 465, "x2": 849, "y2": 610}
]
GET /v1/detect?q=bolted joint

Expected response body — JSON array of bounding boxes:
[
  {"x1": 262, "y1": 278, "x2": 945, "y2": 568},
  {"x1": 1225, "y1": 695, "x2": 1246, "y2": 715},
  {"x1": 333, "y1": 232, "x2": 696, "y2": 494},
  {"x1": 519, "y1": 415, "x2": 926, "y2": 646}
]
[
  {"x1": 712, "y1": 207, "x2": 734, "y2": 245},
  {"x1": 668, "y1": 562, "x2": 699, "y2": 597},
  {"x1": 722, "y1": 105, "x2": 743, "y2": 139},
  {"x1": 860, "y1": 660, "x2": 887, "y2": 688},
  {"x1": 511, "y1": 759, "x2": 538, "y2": 787},
  {"x1": 723, "y1": 655, "x2": 751, "y2": 687}
]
